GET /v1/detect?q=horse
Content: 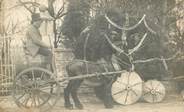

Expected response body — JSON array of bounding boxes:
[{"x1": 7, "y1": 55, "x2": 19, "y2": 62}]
[
  {"x1": 64, "y1": 53, "x2": 132, "y2": 109},
  {"x1": 64, "y1": 9, "x2": 133, "y2": 109},
  {"x1": 64, "y1": 31, "x2": 133, "y2": 109}
]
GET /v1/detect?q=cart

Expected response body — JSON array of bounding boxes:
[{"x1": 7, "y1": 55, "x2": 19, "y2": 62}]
[
  {"x1": 12, "y1": 64, "x2": 131, "y2": 111},
  {"x1": 4, "y1": 36, "x2": 144, "y2": 112}
]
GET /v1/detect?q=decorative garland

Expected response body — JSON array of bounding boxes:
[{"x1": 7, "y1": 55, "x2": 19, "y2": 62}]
[
  {"x1": 105, "y1": 14, "x2": 156, "y2": 34},
  {"x1": 128, "y1": 33, "x2": 147, "y2": 55},
  {"x1": 143, "y1": 18, "x2": 156, "y2": 34},
  {"x1": 105, "y1": 14, "x2": 146, "y2": 31}
]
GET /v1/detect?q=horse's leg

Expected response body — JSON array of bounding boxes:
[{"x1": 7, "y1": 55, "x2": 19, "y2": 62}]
[
  {"x1": 64, "y1": 81, "x2": 73, "y2": 109},
  {"x1": 94, "y1": 85, "x2": 105, "y2": 101},
  {"x1": 95, "y1": 84, "x2": 120, "y2": 105},
  {"x1": 70, "y1": 80, "x2": 83, "y2": 109},
  {"x1": 103, "y1": 82, "x2": 114, "y2": 108}
]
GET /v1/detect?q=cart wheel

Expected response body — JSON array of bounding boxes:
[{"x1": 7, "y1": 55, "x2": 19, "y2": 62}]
[
  {"x1": 143, "y1": 80, "x2": 166, "y2": 103},
  {"x1": 111, "y1": 72, "x2": 143, "y2": 105},
  {"x1": 12, "y1": 67, "x2": 60, "y2": 112}
]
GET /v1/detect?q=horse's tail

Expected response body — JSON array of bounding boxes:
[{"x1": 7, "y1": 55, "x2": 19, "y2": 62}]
[{"x1": 65, "y1": 60, "x2": 82, "y2": 77}]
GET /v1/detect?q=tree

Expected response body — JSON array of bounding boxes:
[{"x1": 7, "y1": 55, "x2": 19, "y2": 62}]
[
  {"x1": 165, "y1": 0, "x2": 184, "y2": 91},
  {"x1": 61, "y1": 0, "x2": 91, "y2": 43}
]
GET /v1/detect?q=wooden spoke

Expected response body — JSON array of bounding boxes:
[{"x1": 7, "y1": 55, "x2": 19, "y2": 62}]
[
  {"x1": 124, "y1": 91, "x2": 129, "y2": 104},
  {"x1": 15, "y1": 83, "x2": 31, "y2": 91},
  {"x1": 38, "y1": 89, "x2": 57, "y2": 97},
  {"x1": 130, "y1": 82, "x2": 143, "y2": 88},
  {"x1": 144, "y1": 85, "x2": 152, "y2": 91},
  {"x1": 31, "y1": 94, "x2": 37, "y2": 107},
  {"x1": 15, "y1": 92, "x2": 26, "y2": 103},
  {"x1": 143, "y1": 91, "x2": 150, "y2": 96},
  {"x1": 40, "y1": 71, "x2": 45, "y2": 80},
  {"x1": 36, "y1": 95, "x2": 42, "y2": 107},
  {"x1": 22, "y1": 94, "x2": 31, "y2": 107},
  {"x1": 39, "y1": 94, "x2": 51, "y2": 107},
  {"x1": 155, "y1": 91, "x2": 165, "y2": 96},
  {"x1": 113, "y1": 89, "x2": 126, "y2": 96},
  {"x1": 152, "y1": 94, "x2": 155, "y2": 103},
  {"x1": 21, "y1": 75, "x2": 29, "y2": 82},
  {"x1": 155, "y1": 83, "x2": 161, "y2": 90},
  {"x1": 130, "y1": 89, "x2": 138, "y2": 96},
  {"x1": 37, "y1": 90, "x2": 52, "y2": 104},
  {"x1": 38, "y1": 80, "x2": 55, "y2": 87}
]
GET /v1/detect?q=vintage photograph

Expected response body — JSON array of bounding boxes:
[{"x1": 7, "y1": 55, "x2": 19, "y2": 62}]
[{"x1": 0, "y1": 0, "x2": 184, "y2": 112}]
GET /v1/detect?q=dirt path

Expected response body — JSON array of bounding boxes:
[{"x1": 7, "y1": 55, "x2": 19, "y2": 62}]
[{"x1": 0, "y1": 94, "x2": 183, "y2": 112}]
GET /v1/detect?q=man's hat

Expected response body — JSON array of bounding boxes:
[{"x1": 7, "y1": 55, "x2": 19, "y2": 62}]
[{"x1": 31, "y1": 13, "x2": 42, "y2": 22}]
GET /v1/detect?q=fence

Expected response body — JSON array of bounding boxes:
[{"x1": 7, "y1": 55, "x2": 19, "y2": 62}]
[
  {"x1": 0, "y1": 35, "x2": 41, "y2": 96},
  {"x1": 0, "y1": 35, "x2": 95, "y2": 97},
  {"x1": 0, "y1": 35, "x2": 15, "y2": 96}
]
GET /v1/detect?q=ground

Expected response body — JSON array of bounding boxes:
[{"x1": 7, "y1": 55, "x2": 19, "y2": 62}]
[{"x1": 0, "y1": 93, "x2": 183, "y2": 112}]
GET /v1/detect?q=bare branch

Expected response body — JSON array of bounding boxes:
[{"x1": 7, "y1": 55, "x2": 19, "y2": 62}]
[
  {"x1": 56, "y1": 0, "x2": 66, "y2": 17},
  {"x1": 128, "y1": 33, "x2": 147, "y2": 55},
  {"x1": 133, "y1": 51, "x2": 180, "y2": 64},
  {"x1": 56, "y1": 7, "x2": 63, "y2": 17},
  {"x1": 57, "y1": 12, "x2": 68, "y2": 18},
  {"x1": 18, "y1": 0, "x2": 35, "y2": 14}
]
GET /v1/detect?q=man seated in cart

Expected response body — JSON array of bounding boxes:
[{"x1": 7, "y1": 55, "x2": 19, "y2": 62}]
[{"x1": 24, "y1": 13, "x2": 54, "y2": 71}]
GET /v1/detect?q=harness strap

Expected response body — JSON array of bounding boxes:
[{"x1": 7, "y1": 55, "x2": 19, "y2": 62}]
[
  {"x1": 100, "y1": 58, "x2": 109, "y2": 73},
  {"x1": 84, "y1": 34, "x2": 90, "y2": 74}
]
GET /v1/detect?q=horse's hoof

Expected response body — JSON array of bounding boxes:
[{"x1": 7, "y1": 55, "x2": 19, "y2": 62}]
[
  {"x1": 75, "y1": 104, "x2": 83, "y2": 109},
  {"x1": 105, "y1": 105, "x2": 114, "y2": 109},
  {"x1": 64, "y1": 104, "x2": 74, "y2": 109}
]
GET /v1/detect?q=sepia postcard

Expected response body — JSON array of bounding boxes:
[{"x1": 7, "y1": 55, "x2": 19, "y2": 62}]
[{"x1": 0, "y1": 0, "x2": 184, "y2": 112}]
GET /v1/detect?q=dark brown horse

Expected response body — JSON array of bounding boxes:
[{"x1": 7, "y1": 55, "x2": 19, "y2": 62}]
[
  {"x1": 64, "y1": 31, "x2": 133, "y2": 109},
  {"x1": 64, "y1": 53, "x2": 132, "y2": 109},
  {"x1": 64, "y1": 9, "x2": 133, "y2": 109}
]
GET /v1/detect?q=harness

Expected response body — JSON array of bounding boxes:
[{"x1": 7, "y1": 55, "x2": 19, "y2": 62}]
[
  {"x1": 82, "y1": 32, "x2": 118, "y2": 86},
  {"x1": 83, "y1": 33, "x2": 111, "y2": 75}
]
